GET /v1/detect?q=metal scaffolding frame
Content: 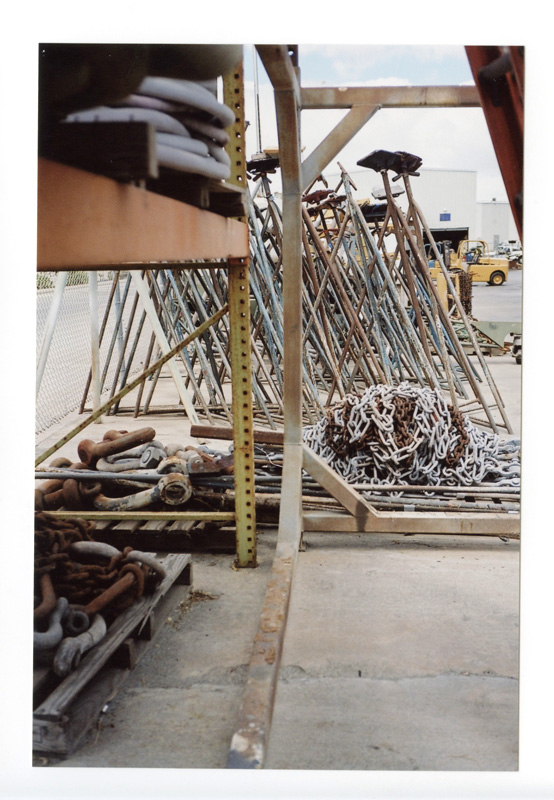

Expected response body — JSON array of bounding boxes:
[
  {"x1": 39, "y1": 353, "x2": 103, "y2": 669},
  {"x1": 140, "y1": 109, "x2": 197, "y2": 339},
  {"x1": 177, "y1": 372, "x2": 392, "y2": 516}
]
[
  {"x1": 36, "y1": 158, "x2": 257, "y2": 568},
  {"x1": 227, "y1": 44, "x2": 520, "y2": 769}
]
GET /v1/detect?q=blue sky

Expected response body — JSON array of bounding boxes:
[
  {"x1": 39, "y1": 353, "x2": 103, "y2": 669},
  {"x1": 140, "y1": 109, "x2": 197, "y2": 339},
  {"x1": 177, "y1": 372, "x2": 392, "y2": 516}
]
[{"x1": 297, "y1": 44, "x2": 474, "y2": 86}]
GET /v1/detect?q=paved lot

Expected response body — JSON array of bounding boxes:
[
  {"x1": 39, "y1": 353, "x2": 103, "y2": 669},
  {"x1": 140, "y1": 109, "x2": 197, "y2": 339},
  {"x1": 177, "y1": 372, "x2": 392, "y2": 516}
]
[{"x1": 13, "y1": 265, "x2": 546, "y2": 798}]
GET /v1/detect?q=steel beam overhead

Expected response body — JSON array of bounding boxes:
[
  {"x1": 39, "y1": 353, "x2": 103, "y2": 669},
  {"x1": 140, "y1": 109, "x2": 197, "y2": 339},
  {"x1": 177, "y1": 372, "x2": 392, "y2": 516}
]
[
  {"x1": 301, "y1": 84, "x2": 481, "y2": 109},
  {"x1": 301, "y1": 104, "x2": 381, "y2": 191}
]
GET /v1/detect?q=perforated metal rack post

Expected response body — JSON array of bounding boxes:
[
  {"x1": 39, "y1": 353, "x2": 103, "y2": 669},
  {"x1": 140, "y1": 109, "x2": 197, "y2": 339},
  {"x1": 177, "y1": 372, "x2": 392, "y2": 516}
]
[
  {"x1": 36, "y1": 157, "x2": 256, "y2": 567},
  {"x1": 228, "y1": 257, "x2": 256, "y2": 565}
]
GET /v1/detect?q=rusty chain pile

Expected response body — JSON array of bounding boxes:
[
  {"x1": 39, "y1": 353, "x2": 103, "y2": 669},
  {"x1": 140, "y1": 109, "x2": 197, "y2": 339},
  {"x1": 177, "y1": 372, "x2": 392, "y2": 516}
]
[
  {"x1": 34, "y1": 511, "x2": 167, "y2": 677},
  {"x1": 303, "y1": 383, "x2": 520, "y2": 491}
]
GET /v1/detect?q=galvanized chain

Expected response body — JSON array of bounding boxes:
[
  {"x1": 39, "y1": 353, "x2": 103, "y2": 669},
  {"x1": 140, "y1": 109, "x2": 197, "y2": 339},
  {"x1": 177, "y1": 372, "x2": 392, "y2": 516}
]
[{"x1": 303, "y1": 382, "x2": 520, "y2": 491}]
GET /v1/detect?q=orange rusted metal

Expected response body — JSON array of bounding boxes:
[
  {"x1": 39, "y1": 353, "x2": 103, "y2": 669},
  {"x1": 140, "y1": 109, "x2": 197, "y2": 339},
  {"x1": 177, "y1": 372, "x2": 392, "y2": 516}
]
[
  {"x1": 37, "y1": 159, "x2": 249, "y2": 270},
  {"x1": 465, "y1": 46, "x2": 524, "y2": 240}
]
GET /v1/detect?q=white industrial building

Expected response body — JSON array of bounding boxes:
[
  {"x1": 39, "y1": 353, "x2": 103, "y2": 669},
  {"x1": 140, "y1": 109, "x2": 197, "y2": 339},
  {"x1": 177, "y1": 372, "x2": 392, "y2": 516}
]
[{"x1": 326, "y1": 167, "x2": 519, "y2": 252}]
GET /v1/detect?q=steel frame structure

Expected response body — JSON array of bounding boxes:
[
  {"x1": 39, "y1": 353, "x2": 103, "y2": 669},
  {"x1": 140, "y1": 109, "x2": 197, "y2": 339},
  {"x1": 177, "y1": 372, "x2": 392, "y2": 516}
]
[
  {"x1": 227, "y1": 44, "x2": 520, "y2": 768},
  {"x1": 36, "y1": 158, "x2": 257, "y2": 568}
]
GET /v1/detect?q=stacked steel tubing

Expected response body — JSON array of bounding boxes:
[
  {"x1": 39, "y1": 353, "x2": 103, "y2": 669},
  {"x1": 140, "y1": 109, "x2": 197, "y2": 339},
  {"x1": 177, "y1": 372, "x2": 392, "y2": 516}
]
[{"x1": 73, "y1": 163, "x2": 511, "y2": 436}]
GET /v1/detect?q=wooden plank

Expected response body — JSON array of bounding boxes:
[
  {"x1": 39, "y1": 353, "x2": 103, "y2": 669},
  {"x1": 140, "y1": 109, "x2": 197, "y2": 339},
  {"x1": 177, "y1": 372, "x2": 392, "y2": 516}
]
[
  {"x1": 302, "y1": 444, "x2": 375, "y2": 519},
  {"x1": 302, "y1": 509, "x2": 520, "y2": 536},
  {"x1": 37, "y1": 159, "x2": 249, "y2": 269},
  {"x1": 90, "y1": 522, "x2": 234, "y2": 554},
  {"x1": 33, "y1": 553, "x2": 191, "y2": 755},
  {"x1": 190, "y1": 423, "x2": 284, "y2": 446}
]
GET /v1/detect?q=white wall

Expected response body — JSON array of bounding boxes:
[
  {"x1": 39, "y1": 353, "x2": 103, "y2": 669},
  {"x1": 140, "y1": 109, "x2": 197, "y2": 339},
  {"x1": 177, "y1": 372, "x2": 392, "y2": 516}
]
[
  {"x1": 406, "y1": 169, "x2": 477, "y2": 236},
  {"x1": 326, "y1": 167, "x2": 478, "y2": 237},
  {"x1": 477, "y1": 201, "x2": 519, "y2": 250},
  {"x1": 325, "y1": 167, "x2": 519, "y2": 250}
]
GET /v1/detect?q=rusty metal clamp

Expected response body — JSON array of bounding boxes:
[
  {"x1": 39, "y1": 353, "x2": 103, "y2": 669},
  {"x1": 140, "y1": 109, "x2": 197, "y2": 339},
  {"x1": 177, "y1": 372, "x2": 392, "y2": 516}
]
[
  {"x1": 77, "y1": 427, "x2": 156, "y2": 468},
  {"x1": 92, "y1": 472, "x2": 192, "y2": 511},
  {"x1": 156, "y1": 456, "x2": 190, "y2": 475},
  {"x1": 63, "y1": 606, "x2": 91, "y2": 637},
  {"x1": 95, "y1": 457, "x2": 144, "y2": 473},
  {"x1": 34, "y1": 572, "x2": 57, "y2": 622},
  {"x1": 69, "y1": 541, "x2": 121, "y2": 561},
  {"x1": 158, "y1": 472, "x2": 193, "y2": 505},
  {"x1": 139, "y1": 444, "x2": 168, "y2": 469},
  {"x1": 124, "y1": 550, "x2": 167, "y2": 581},
  {"x1": 84, "y1": 563, "x2": 146, "y2": 616}
]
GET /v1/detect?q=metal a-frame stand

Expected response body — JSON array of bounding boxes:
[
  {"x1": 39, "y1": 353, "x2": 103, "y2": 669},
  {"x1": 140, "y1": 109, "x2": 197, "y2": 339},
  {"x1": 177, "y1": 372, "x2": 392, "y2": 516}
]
[{"x1": 228, "y1": 44, "x2": 520, "y2": 768}]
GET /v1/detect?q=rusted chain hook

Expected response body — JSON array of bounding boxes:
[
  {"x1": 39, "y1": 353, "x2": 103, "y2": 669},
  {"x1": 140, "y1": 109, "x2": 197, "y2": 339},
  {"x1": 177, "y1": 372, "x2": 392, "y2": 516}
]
[{"x1": 84, "y1": 563, "x2": 146, "y2": 616}]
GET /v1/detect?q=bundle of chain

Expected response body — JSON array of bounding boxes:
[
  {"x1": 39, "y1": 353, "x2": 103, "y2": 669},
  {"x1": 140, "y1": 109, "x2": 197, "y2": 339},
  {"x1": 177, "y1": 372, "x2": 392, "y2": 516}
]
[
  {"x1": 35, "y1": 512, "x2": 95, "y2": 573},
  {"x1": 34, "y1": 512, "x2": 149, "y2": 616},
  {"x1": 457, "y1": 270, "x2": 473, "y2": 316},
  {"x1": 303, "y1": 383, "x2": 520, "y2": 489}
]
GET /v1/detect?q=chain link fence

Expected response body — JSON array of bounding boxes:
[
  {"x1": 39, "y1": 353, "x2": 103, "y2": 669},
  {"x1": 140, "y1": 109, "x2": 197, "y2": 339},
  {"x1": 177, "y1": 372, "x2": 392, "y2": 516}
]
[{"x1": 36, "y1": 271, "x2": 154, "y2": 437}]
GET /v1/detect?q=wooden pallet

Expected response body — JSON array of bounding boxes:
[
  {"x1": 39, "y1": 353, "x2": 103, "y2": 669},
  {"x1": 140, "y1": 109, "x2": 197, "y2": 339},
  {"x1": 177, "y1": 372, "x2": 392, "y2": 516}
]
[
  {"x1": 33, "y1": 552, "x2": 191, "y2": 756},
  {"x1": 91, "y1": 518, "x2": 236, "y2": 554}
]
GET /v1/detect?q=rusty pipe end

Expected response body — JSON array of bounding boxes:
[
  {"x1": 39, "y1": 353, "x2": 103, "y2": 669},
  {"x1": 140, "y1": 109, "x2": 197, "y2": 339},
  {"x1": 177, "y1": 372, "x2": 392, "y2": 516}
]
[
  {"x1": 158, "y1": 472, "x2": 193, "y2": 505},
  {"x1": 77, "y1": 439, "x2": 98, "y2": 467}
]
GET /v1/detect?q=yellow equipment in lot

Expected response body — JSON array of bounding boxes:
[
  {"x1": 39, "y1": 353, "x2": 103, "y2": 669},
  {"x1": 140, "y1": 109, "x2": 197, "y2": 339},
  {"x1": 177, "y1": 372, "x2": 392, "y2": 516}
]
[{"x1": 448, "y1": 239, "x2": 509, "y2": 285}]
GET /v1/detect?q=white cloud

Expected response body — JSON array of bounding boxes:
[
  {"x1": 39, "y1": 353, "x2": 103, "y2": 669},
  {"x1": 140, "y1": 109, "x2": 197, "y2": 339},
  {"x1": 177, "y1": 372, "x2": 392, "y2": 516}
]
[
  {"x1": 298, "y1": 44, "x2": 468, "y2": 83},
  {"x1": 300, "y1": 43, "x2": 464, "y2": 63}
]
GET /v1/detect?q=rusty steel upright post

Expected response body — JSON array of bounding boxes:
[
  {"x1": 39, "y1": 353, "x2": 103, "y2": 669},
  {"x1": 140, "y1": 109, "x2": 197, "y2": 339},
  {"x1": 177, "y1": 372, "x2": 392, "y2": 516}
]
[
  {"x1": 228, "y1": 257, "x2": 257, "y2": 568},
  {"x1": 224, "y1": 55, "x2": 257, "y2": 567},
  {"x1": 227, "y1": 44, "x2": 305, "y2": 770}
]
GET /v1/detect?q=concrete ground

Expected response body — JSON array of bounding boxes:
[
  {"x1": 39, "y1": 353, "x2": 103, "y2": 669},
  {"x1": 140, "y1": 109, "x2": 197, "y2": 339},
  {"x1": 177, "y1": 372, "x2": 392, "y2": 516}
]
[{"x1": 32, "y1": 271, "x2": 522, "y2": 777}]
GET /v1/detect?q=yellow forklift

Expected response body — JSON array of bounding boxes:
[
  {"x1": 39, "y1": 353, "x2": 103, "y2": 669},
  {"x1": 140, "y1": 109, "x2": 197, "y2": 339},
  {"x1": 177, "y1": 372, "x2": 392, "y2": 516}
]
[
  {"x1": 429, "y1": 239, "x2": 508, "y2": 286},
  {"x1": 449, "y1": 239, "x2": 509, "y2": 285}
]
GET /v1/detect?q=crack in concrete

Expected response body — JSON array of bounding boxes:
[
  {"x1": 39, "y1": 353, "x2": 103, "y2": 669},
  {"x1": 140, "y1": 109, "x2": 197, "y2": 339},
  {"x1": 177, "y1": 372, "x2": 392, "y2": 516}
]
[{"x1": 278, "y1": 665, "x2": 519, "y2": 683}]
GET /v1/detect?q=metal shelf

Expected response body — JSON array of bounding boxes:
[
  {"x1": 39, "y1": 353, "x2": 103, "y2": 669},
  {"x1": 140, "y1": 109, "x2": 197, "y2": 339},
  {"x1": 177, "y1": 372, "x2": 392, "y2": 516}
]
[
  {"x1": 37, "y1": 158, "x2": 248, "y2": 270},
  {"x1": 36, "y1": 157, "x2": 256, "y2": 567}
]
